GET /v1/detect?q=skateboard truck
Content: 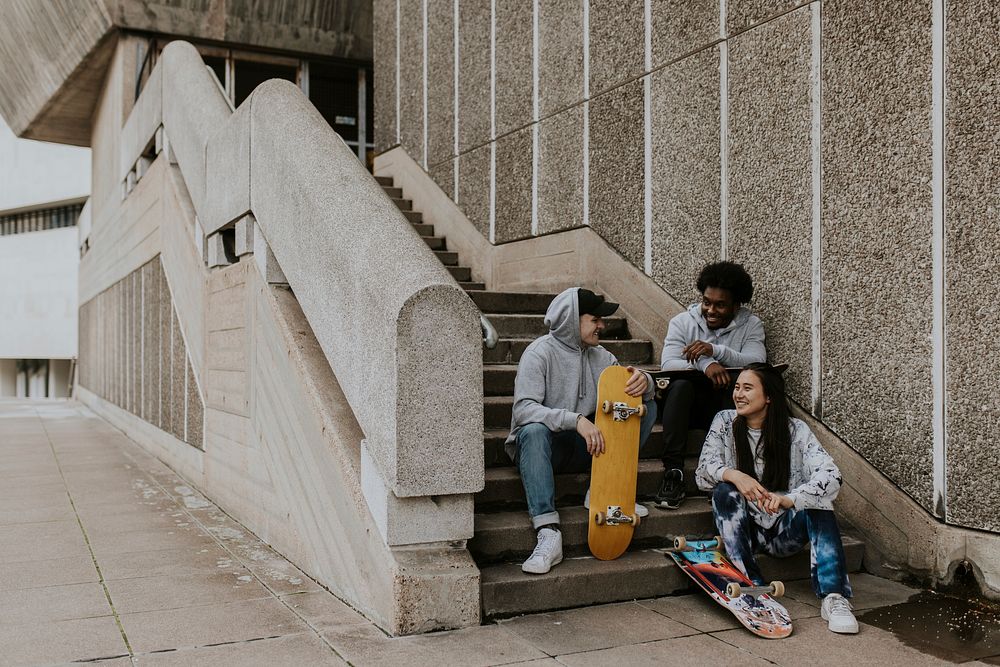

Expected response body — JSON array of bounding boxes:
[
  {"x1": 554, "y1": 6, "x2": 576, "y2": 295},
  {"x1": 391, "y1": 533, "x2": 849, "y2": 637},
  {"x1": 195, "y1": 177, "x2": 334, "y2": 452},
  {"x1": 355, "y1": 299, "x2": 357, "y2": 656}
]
[
  {"x1": 601, "y1": 400, "x2": 647, "y2": 422},
  {"x1": 594, "y1": 505, "x2": 640, "y2": 527},
  {"x1": 725, "y1": 581, "x2": 785, "y2": 600}
]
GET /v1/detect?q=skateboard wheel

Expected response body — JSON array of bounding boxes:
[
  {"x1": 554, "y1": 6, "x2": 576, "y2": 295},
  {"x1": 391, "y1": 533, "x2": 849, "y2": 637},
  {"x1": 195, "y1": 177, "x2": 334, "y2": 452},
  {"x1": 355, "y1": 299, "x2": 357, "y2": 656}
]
[
  {"x1": 601, "y1": 400, "x2": 611, "y2": 414},
  {"x1": 633, "y1": 513, "x2": 641, "y2": 528},
  {"x1": 712, "y1": 535, "x2": 722, "y2": 549},
  {"x1": 726, "y1": 583, "x2": 742, "y2": 598},
  {"x1": 770, "y1": 581, "x2": 785, "y2": 598},
  {"x1": 637, "y1": 404, "x2": 647, "y2": 417},
  {"x1": 595, "y1": 511, "x2": 605, "y2": 525},
  {"x1": 673, "y1": 536, "x2": 687, "y2": 550}
]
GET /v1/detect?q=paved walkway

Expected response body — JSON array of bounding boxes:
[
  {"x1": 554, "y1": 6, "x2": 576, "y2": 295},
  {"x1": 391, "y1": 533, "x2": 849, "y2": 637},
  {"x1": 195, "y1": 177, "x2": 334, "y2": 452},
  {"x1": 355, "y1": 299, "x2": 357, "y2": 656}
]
[{"x1": 0, "y1": 400, "x2": 994, "y2": 666}]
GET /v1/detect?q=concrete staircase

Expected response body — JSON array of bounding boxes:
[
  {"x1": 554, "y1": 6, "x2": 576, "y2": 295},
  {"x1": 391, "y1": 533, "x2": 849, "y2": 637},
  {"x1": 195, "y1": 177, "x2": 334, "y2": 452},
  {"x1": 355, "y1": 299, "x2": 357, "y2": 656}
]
[{"x1": 375, "y1": 175, "x2": 865, "y2": 620}]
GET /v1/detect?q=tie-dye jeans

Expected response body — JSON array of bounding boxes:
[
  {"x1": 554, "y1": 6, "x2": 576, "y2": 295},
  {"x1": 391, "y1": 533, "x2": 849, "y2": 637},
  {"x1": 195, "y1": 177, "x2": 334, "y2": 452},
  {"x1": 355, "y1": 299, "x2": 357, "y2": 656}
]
[{"x1": 711, "y1": 482, "x2": 853, "y2": 599}]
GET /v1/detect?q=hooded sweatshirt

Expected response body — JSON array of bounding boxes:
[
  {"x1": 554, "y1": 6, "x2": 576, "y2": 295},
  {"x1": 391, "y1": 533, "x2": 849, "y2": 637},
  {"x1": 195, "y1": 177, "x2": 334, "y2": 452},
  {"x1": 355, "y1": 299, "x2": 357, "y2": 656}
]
[
  {"x1": 660, "y1": 303, "x2": 766, "y2": 372},
  {"x1": 505, "y1": 287, "x2": 654, "y2": 459}
]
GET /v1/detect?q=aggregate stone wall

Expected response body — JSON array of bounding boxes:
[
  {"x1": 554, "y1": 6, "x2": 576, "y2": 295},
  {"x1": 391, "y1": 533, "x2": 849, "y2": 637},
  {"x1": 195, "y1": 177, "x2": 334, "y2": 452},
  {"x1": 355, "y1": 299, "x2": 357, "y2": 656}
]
[
  {"x1": 79, "y1": 255, "x2": 205, "y2": 450},
  {"x1": 376, "y1": 0, "x2": 1000, "y2": 534}
]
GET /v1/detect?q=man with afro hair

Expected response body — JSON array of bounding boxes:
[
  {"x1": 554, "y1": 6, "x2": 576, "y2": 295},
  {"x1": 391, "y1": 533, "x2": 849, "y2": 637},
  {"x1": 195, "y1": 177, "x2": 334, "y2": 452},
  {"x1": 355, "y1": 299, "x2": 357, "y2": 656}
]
[{"x1": 653, "y1": 261, "x2": 767, "y2": 510}]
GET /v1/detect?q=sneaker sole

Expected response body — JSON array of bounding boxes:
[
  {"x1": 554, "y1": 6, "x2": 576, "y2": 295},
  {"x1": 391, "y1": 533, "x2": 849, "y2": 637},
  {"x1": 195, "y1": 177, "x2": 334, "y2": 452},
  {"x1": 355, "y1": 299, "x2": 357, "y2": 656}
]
[
  {"x1": 521, "y1": 553, "x2": 564, "y2": 575},
  {"x1": 821, "y1": 608, "x2": 859, "y2": 634}
]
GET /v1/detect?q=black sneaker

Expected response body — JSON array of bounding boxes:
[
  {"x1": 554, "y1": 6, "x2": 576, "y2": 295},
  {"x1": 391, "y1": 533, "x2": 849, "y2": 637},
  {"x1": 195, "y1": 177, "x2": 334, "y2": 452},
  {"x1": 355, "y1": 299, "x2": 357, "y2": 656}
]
[{"x1": 654, "y1": 469, "x2": 685, "y2": 510}]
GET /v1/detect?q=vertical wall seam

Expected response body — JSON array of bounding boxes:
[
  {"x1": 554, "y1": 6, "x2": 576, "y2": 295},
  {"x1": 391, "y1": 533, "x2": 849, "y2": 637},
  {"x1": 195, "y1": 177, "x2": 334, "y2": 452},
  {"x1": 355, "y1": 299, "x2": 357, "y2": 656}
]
[
  {"x1": 643, "y1": 0, "x2": 653, "y2": 275},
  {"x1": 489, "y1": 0, "x2": 497, "y2": 243},
  {"x1": 582, "y1": 0, "x2": 590, "y2": 227},
  {"x1": 422, "y1": 0, "x2": 429, "y2": 168},
  {"x1": 810, "y1": 2, "x2": 823, "y2": 417},
  {"x1": 931, "y1": 0, "x2": 947, "y2": 517},
  {"x1": 395, "y1": 0, "x2": 401, "y2": 144},
  {"x1": 453, "y1": 0, "x2": 460, "y2": 202},
  {"x1": 719, "y1": 0, "x2": 730, "y2": 260},
  {"x1": 531, "y1": 0, "x2": 540, "y2": 236}
]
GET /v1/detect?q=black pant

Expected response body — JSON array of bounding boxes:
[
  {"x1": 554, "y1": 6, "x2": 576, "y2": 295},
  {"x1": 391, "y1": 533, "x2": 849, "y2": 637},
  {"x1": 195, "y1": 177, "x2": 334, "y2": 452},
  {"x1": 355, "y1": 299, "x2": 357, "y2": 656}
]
[{"x1": 659, "y1": 375, "x2": 734, "y2": 471}]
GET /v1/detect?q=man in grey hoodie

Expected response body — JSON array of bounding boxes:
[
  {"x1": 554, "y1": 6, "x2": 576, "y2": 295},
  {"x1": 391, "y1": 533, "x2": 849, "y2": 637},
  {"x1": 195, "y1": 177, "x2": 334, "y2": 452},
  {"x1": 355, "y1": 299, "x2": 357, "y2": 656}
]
[
  {"x1": 506, "y1": 287, "x2": 657, "y2": 574},
  {"x1": 654, "y1": 261, "x2": 766, "y2": 510}
]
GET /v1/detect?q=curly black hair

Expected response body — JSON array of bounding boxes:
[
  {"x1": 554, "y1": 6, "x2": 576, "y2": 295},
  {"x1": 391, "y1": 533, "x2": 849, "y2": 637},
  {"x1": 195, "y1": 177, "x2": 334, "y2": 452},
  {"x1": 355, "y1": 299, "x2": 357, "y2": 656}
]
[{"x1": 696, "y1": 261, "x2": 754, "y2": 305}]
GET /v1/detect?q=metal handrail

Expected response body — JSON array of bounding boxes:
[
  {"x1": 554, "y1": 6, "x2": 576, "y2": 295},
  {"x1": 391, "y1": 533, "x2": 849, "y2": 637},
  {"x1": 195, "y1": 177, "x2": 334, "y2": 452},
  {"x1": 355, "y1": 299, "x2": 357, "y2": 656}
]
[{"x1": 480, "y1": 314, "x2": 498, "y2": 349}]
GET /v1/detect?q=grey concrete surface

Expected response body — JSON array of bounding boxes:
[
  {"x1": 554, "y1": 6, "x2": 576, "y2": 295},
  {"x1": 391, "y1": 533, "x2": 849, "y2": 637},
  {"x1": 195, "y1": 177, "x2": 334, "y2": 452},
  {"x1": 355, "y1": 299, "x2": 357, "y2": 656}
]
[
  {"x1": 588, "y1": 0, "x2": 644, "y2": 95},
  {"x1": 728, "y1": 0, "x2": 812, "y2": 35},
  {"x1": 943, "y1": 0, "x2": 1000, "y2": 532},
  {"x1": 651, "y1": 0, "x2": 720, "y2": 68},
  {"x1": 537, "y1": 106, "x2": 584, "y2": 235},
  {"x1": 495, "y1": 0, "x2": 534, "y2": 137},
  {"x1": 399, "y1": 0, "x2": 424, "y2": 166},
  {"x1": 373, "y1": 0, "x2": 397, "y2": 153},
  {"x1": 459, "y1": 144, "x2": 493, "y2": 238},
  {"x1": 727, "y1": 6, "x2": 813, "y2": 404},
  {"x1": 538, "y1": 0, "x2": 584, "y2": 116},
  {"x1": 3, "y1": 403, "x2": 985, "y2": 665},
  {"x1": 650, "y1": 46, "x2": 721, "y2": 304},
  {"x1": 494, "y1": 126, "x2": 533, "y2": 243},
  {"x1": 820, "y1": 0, "x2": 935, "y2": 512},
  {"x1": 427, "y1": 0, "x2": 456, "y2": 167},
  {"x1": 458, "y1": 0, "x2": 492, "y2": 152}
]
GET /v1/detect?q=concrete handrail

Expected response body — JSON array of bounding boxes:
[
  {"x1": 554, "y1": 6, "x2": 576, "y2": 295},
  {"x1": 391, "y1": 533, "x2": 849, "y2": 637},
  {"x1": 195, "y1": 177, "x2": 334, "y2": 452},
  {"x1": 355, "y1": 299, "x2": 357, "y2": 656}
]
[{"x1": 126, "y1": 41, "x2": 483, "y2": 498}]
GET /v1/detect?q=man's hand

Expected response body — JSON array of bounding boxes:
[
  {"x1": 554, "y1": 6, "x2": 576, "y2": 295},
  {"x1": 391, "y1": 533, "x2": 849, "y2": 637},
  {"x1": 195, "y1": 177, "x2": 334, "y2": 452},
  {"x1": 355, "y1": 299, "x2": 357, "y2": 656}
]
[
  {"x1": 623, "y1": 366, "x2": 649, "y2": 397},
  {"x1": 683, "y1": 340, "x2": 714, "y2": 363},
  {"x1": 576, "y1": 416, "x2": 605, "y2": 456},
  {"x1": 761, "y1": 492, "x2": 795, "y2": 515},
  {"x1": 723, "y1": 469, "x2": 769, "y2": 508},
  {"x1": 705, "y1": 362, "x2": 730, "y2": 389}
]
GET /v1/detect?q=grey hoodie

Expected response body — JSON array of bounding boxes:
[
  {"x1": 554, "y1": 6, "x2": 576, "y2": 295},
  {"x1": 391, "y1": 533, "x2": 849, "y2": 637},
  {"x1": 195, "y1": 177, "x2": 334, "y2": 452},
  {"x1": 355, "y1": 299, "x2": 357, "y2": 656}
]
[
  {"x1": 505, "y1": 287, "x2": 654, "y2": 459},
  {"x1": 660, "y1": 303, "x2": 766, "y2": 372}
]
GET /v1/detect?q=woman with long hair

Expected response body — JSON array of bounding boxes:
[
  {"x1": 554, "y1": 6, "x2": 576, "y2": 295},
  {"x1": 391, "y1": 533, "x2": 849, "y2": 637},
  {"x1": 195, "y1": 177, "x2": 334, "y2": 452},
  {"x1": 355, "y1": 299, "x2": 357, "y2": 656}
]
[{"x1": 695, "y1": 362, "x2": 858, "y2": 634}]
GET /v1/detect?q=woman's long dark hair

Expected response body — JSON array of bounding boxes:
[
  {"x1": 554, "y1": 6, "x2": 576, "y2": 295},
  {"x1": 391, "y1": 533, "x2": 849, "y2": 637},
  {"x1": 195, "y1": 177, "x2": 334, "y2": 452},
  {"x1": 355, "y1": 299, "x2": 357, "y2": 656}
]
[{"x1": 732, "y1": 363, "x2": 791, "y2": 491}]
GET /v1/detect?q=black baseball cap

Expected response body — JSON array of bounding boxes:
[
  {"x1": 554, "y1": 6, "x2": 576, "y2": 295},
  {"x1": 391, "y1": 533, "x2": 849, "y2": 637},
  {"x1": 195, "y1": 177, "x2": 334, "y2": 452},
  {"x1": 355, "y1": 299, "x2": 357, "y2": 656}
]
[{"x1": 578, "y1": 288, "x2": 619, "y2": 317}]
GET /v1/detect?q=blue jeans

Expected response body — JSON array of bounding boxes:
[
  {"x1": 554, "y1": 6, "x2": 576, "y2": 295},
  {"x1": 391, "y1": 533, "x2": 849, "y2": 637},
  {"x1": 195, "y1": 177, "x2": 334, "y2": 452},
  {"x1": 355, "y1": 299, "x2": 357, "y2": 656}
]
[
  {"x1": 515, "y1": 400, "x2": 657, "y2": 529},
  {"x1": 712, "y1": 482, "x2": 852, "y2": 599}
]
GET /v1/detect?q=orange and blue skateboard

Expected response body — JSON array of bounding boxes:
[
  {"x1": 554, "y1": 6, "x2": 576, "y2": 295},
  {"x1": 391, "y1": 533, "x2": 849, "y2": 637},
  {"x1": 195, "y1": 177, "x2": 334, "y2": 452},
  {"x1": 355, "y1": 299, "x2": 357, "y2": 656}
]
[{"x1": 667, "y1": 536, "x2": 793, "y2": 639}]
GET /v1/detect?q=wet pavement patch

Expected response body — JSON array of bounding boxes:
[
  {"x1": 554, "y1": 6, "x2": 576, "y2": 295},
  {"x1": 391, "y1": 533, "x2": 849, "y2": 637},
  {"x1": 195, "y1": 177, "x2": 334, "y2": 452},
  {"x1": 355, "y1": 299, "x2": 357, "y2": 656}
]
[{"x1": 860, "y1": 591, "x2": 1000, "y2": 663}]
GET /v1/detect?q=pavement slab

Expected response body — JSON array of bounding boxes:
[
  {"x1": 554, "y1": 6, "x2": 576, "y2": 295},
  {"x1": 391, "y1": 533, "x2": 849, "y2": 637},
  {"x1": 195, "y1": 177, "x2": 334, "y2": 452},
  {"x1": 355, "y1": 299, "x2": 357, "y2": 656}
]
[{"x1": 0, "y1": 615, "x2": 128, "y2": 666}]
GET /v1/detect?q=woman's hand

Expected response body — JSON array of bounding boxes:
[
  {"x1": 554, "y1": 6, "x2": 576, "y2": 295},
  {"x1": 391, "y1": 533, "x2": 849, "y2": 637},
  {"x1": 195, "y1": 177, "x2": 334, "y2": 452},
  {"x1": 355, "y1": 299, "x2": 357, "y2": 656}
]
[
  {"x1": 576, "y1": 416, "x2": 605, "y2": 456},
  {"x1": 761, "y1": 492, "x2": 795, "y2": 515},
  {"x1": 722, "y1": 469, "x2": 769, "y2": 507}
]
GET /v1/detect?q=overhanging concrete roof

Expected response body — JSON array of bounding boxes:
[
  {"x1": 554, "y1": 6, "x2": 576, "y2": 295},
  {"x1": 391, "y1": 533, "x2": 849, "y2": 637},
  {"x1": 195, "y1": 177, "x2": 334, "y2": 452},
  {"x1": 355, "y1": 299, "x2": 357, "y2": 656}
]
[{"x1": 0, "y1": 0, "x2": 373, "y2": 147}]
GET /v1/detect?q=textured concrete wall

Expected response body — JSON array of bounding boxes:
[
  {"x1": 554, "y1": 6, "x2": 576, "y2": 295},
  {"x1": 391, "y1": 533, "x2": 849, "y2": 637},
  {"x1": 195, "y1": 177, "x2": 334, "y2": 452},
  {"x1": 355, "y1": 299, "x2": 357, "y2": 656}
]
[
  {"x1": 944, "y1": 1, "x2": 1000, "y2": 532},
  {"x1": 373, "y1": 0, "x2": 1000, "y2": 537}
]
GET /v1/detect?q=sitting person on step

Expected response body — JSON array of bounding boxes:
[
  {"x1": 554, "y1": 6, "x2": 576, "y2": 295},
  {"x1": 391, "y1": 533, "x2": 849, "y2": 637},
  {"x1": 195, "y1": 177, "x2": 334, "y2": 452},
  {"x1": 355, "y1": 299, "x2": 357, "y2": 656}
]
[
  {"x1": 506, "y1": 287, "x2": 657, "y2": 574},
  {"x1": 654, "y1": 261, "x2": 766, "y2": 510},
  {"x1": 696, "y1": 363, "x2": 858, "y2": 634}
]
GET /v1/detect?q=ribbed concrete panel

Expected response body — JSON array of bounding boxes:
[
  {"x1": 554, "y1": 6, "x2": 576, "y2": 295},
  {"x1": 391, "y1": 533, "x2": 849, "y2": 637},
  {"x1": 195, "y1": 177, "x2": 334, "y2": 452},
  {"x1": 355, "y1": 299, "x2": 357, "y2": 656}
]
[
  {"x1": 142, "y1": 260, "x2": 159, "y2": 422},
  {"x1": 494, "y1": 126, "x2": 532, "y2": 243},
  {"x1": 427, "y1": 0, "x2": 455, "y2": 166},
  {"x1": 651, "y1": 0, "x2": 719, "y2": 68},
  {"x1": 458, "y1": 0, "x2": 492, "y2": 152},
  {"x1": 538, "y1": 0, "x2": 584, "y2": 116},
  {"x1": 650, "y1": 47, "x2": 720, "y2": 305},
  {"x1": 187, "y1": 358, "x2": 204, "y2": 450},
  {"x1": 728, "y1": 8, "x2": 812, "y2": 405},
  {"x1": 495, "y1": 0, "x2": 533, "y2": 136},
  {"x1": 170, "y1": 307, "x2": 187, "y2": 442},
  {"x1": 458, "y1": 144, "x2": 492, "y2": 238},
  {"x1": 399, "y1": 0, "x2": 424, "y2": 165},
  {"x1": 589, "y1": 0, "x2": 644, "y2": 94},
  {"x1": 728, "y1": 0, "x2": 808, "y2": 34},
  {"x1": 159, "y1": 262, "x2": 172, "y2": 432},
  {"x1": 373, "y1": 0, "x2": 397, "y2": 153},
  {"x1": 589, "y1": 80, "x2": 645, "y2": 267},
  {"x1": 944, "y1": 0, "x2": 1000, "y2": 531},
  {"x1": 821, "y1": 0, "x2": 934, "y2": 510},
  {"x1": 537, "y1": 106, "x2": 584, "y2": 235},
  {"x1": 430, "y1": 159, "x2": 455, "y2": 200}
]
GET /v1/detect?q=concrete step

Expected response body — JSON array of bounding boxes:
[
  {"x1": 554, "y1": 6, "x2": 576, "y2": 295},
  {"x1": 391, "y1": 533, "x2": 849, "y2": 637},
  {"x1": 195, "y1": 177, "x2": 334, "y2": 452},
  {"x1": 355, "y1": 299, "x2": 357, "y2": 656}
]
[
  {"x1": 483, "y1": 338, "x2": 653, "y2": 365},
  {"x1": 459, "y1": 281, "x2": 487, "y2": 291},
  {"x1": 466, "y1": 291, "x2": 557, "y2": 315},
  {"x1": 422, "y1": 236, "x2": 447, "y2": 250},
  {"x1": 470, "y1": 503, "x2": 714, "y2": 563},
  {"x1": 402, "y1": 210, "x2": 423, "y2": 223},
  {"x1": 449, "y1": 266, "x2": 472, "y2": 282},
  {"x1": 481, "y1": 426, "x2": 707, "y2": 468},
  {"x1": 435, "y1": 250, "x2": 459, "y2": 266},
  {"x1": 392, "y1": 197, "x2": 413, "y2": 212},
  {"x1": 375, "y1": 175, "x2": 393, "y2": 186},
  {"x1": 483, "y1": 314, "x2": 628, "y2": 339},
  {"x1": 475, "y1": 458, "x2": 708, "y2": 510},
  {"x1": 411, "y1": 222, "x2": 435, "y2": 236},
  {"x1": 479, "y1": 536, "x2": 865, "y2": 619},
  {"x1": 382, "y1": 186, "x2": 403, "y2": 199}
]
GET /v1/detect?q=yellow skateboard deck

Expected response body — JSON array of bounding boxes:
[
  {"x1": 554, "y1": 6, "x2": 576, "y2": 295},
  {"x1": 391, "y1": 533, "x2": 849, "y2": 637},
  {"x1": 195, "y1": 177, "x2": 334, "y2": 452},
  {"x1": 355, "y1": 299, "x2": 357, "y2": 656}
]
[{"x1": 588, "y1": 365, "x2": 644, "y2": 560}]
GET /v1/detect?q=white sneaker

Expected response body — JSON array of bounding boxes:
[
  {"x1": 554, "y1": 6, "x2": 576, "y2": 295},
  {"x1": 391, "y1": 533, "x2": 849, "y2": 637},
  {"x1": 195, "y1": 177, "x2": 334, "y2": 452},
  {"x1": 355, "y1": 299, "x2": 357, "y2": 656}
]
[
  {"x1": 521, "y1": 527, "x2": 563, "y2": 574},
  {"x1": 821, "y1": 593, "x2": 859, "y2": 634},
  {"x1": 583, "y1": 489, "x2": 649, "y2": 518}
]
